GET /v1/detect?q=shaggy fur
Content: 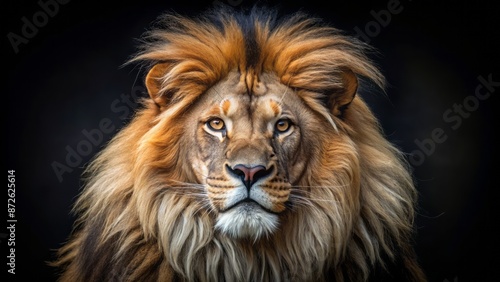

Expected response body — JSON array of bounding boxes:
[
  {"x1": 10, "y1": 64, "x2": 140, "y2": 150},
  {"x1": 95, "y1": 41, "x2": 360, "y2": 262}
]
[{"x1": 53, "y1": 6, "x2": 426, "y2": 282}]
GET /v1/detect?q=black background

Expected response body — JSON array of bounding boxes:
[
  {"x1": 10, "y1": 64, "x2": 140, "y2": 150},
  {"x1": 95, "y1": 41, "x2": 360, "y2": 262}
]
[{"x1": 3, "y1": 0, "x2": 499, "y2": 281}]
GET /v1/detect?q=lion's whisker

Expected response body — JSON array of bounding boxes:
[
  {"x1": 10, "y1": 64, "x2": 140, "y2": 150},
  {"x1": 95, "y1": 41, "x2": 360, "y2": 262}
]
[
  {"x1": 290, "y1": 194, "x2": 340, "y2": 204},
  {"x1": 290, "y1": 184, "x2": 351, "y2": 189}
]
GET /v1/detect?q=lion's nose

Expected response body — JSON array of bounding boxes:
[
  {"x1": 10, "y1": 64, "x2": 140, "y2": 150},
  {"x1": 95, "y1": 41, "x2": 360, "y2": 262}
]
[{"x1": 228, "y1": 164, "x2": 272, "y2": 190}]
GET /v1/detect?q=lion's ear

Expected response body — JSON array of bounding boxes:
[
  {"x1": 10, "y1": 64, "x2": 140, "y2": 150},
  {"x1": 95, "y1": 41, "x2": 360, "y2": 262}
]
[
  {"x1": 145, "y1": 63, "x2": 171, "y2": 106},
  {"x1": 330, "y1": 70, "x2": 358, "y2": 116}
]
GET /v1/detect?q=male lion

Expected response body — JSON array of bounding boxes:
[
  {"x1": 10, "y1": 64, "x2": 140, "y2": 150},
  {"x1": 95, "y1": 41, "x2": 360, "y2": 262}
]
[{"x1": 54, "y1": 6, "x2": 426, "y2": 282}]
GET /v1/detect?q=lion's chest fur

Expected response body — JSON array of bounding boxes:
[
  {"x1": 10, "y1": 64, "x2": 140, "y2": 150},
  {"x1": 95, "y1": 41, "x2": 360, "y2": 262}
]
[{"x1": 158, "y1": 200, "x2": 335, "y2": 281}]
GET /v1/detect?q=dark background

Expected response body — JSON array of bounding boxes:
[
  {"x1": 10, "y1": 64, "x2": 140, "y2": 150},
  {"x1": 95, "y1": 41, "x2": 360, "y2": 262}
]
[{"x1": 3, "y1": 0, "x2": 499, "y2": 281}]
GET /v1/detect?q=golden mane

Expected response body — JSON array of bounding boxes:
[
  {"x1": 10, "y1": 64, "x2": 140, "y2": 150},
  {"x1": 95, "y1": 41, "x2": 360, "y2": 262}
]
[{"x1": 53, "y1": 6, "x2": 425, "y2": 282}]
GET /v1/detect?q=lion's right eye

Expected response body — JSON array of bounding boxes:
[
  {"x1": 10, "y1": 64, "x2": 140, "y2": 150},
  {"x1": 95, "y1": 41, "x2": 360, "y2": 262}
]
[
  {"x1": 207, "y1": 118, "x2": 226, "y2": 131},
  {"x1": 275, "y1": 119, "x2": 292, "y2": 133}
]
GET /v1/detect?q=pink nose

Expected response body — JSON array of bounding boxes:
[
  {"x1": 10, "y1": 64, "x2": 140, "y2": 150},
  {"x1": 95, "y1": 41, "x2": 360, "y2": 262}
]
[{"x1": 229, "y1": 164, "x2": 271, "y2": 189}]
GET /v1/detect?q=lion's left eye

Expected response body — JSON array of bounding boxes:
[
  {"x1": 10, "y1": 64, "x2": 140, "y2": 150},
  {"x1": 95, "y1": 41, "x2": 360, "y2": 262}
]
[
  {"x1": 275, "y1": 119, "x2": 292, "y2": 133},
  {"x1": 207, "y1": 118, "x2": 226, "y2": 131}
]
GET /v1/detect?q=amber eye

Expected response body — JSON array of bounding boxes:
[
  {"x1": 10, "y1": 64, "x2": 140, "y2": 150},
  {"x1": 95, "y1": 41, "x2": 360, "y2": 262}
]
[
  {"x1": 207, "y1": 118, "x2": 225, "y2": 131},
  {"x1": 275, "y1": 119, "x2": 291, "y2": 133}
]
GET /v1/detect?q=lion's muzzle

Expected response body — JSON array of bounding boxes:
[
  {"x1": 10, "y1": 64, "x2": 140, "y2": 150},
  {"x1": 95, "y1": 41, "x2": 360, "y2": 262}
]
[{"x1": 210, "y1": 159, "x2": 289, "y2": 239}]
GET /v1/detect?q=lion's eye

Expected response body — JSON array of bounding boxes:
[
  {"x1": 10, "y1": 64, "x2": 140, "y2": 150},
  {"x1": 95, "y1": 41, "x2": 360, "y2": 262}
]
[
  {"x1": 207, "y1": 118, "x2": 225, "y2": 131},
  {"x1": 275, "y1": 119, "x2": 291, "y2": 133}
]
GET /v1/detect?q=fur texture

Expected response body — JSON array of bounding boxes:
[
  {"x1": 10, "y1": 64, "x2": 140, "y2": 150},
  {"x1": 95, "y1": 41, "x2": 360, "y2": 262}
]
[{"x1": 53, "y1": 6, "x2": 426, "y2": 282}]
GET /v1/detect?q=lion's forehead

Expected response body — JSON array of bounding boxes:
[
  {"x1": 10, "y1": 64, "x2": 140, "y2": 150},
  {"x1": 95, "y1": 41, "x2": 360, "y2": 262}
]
[
  {"x1": 219, "y1": 97, "x2": 282, "y2": 119},
  {"x1": 202, "y1": 71, "x2": 297, "y2": 122}
]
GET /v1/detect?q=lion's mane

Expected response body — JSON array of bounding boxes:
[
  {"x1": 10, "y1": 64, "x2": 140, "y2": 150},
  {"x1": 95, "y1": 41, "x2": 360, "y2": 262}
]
[{"x1": 53, "y1": 6, "x2": 425, "y2": 282}]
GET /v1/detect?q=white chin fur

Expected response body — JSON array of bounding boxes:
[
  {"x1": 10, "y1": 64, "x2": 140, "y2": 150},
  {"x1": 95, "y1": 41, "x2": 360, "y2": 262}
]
[{"x1": 215, "y1": 203, "x2": 279, "y2": 241}]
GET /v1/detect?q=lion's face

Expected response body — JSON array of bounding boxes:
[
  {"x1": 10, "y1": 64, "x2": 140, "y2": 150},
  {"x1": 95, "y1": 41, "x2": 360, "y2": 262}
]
[{"x1": 185, "y1": 71, "x2": 315, "y2": 240}]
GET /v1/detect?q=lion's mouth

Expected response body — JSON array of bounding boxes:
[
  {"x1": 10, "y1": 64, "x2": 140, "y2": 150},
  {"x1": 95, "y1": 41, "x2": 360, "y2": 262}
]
[
  {"x1": 215, "y1": 199, "x2": 280, "y2": 240},
  {"x1": 221, "y1": 198, "x2": 278, "y2": 214}
]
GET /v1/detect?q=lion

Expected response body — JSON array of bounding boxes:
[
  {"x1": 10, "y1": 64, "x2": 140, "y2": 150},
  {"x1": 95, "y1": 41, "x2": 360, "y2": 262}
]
[{"x1": 53, "y1": 6, "x2": 426, "y2": 282}]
